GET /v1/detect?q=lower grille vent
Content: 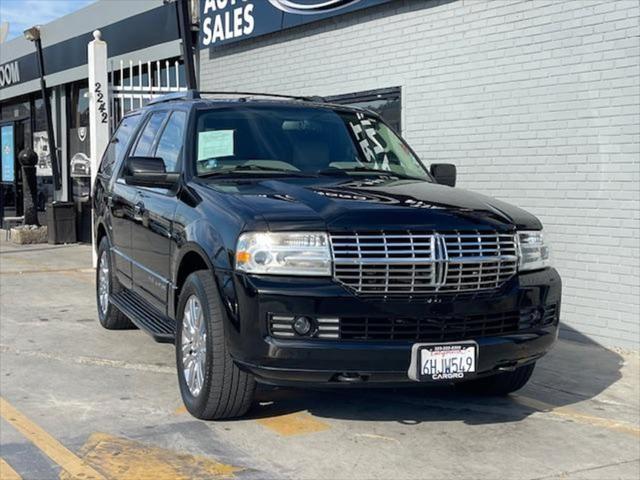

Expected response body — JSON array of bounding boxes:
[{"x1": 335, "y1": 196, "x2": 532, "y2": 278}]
[{"x1": 269, "y1": 305, "x2": 559, "y2": 342}]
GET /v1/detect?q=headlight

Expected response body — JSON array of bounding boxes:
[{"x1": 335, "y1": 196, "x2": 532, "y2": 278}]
[
  {"x1": 518, "y1": 230, "x2": 551, "y2": 272},
  {"x1": 235, "y1": 232, "x2": 331, "y2": 276}
]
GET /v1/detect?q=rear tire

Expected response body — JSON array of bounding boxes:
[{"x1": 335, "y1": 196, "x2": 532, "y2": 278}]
[
  {"x1": 176, "y1": 270, "x2": 256, "y2": 420},
  {"x1": 96, "y1": 237, "x2": 134, "y2": 330},
  {"x1": 457, "y1": 362, "x2": 536, "y2": 395}
]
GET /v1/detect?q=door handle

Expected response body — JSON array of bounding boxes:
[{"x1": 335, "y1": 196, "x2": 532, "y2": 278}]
[{"x1": 134, "y1": 202, "x2": 145, "y2": 216}]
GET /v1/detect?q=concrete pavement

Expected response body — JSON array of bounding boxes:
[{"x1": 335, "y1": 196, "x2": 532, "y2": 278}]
[{"x1": 0, "y1": 238, "x2": 638, "y2": 479}]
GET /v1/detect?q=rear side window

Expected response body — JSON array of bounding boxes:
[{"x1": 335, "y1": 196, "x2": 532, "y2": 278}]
[
  {"x1": 154, "y1": 111, "x2": 186, "y2": 172},
  {"x1": 99, "y1": 114, "x2": 141, "y2": 178},
  {"x1": 133, "y1": 111, "x2": 168, "y2": 157}
]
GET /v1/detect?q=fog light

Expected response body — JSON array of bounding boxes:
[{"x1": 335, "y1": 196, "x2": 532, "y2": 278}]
[
  {"x1": 293, "y1": 316, "x2": 313, "y2": 336},
  {"x1": 525, "y1": 309, "x2": 542, "y2": 323}
]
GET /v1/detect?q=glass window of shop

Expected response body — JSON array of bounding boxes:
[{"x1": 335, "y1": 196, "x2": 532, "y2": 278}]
[
  {"x1": 68, "y1": 80, "x2": 92, "y2": 242},
  {"x1": 32, "y1": 97, "x2": 55, "y2": 218},
  {"x1": 1, "y1": 97, "x2": 32, "y2": 223},
  {"x1": 1, "y1": 99, "x2": 30, "y2": 123}
]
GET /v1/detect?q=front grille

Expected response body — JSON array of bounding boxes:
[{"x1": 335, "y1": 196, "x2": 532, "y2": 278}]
[
  {"x1": 341, "y1": 311, "x2": 519, "y2": 341},
  {"x1": 339, "y1": 305, "x2": 558, "y2": 342},
  {"x1": 330, "y1": 230, "x2": 518, "y2": 297}
]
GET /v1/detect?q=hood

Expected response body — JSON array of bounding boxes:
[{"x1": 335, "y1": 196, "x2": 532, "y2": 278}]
[{"x1": 200, "y1": 176, "x2": 542, "y2": 232}]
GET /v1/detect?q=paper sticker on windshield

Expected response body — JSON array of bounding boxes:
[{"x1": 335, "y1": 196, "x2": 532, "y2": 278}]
[
  {"x1": 198, "y1": 130, "x2": 234, "y2": 160},
  {"x1": 349, "y1": 118, "x2": 390, "y2": 170}
]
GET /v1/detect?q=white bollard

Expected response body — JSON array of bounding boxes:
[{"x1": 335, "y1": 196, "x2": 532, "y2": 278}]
[{"x1": 88, "y1": 30, "x2": 110, "y2": 267}]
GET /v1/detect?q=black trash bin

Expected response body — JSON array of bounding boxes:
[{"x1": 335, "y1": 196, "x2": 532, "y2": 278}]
[{"x1": 47, "y1": 201, "x2": 77, "y2": 244}]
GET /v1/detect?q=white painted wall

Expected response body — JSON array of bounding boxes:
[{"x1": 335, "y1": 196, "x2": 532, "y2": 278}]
[{"x1": 200, "y1": 0, "x2": 640, "y2": 348}]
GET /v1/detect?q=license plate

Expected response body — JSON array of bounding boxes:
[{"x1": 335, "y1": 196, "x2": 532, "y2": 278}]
[{"x1": 408, "y1": 342, "x2": 478, "y2": 381}]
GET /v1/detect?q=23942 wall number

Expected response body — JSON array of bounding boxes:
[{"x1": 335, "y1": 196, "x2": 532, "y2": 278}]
[{"x1": 94, "y1": 82, "x2": 108, "y2": 124}]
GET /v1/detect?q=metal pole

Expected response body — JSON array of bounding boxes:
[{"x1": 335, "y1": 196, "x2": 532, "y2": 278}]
[
  {"x1": 34, "y1": 37, "x2": 61, "y2": 190},
  {"x1": 176, "y1": 0, "x2": 197, "y2": 90}
]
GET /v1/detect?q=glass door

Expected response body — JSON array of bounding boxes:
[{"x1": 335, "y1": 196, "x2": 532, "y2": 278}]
[
  {"x1": 1, "y1": 122, "x2": 17, "y2": 224},
  {"x1": 68, "y1": 81, "x2": 92, "y2": 242}
]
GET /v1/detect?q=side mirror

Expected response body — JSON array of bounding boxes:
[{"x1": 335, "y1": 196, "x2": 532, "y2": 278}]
[
  {"x1": 124, "y1": 156, "x2": 179, "y2": 189},
  {"x1": 430, "y1": 163, "x2": 456, "y2": 187}
]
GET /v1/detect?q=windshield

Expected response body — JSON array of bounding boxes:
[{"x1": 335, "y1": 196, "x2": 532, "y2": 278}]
[{"x1": 194, "y1": 106, "x2": 431, "y2": 180}]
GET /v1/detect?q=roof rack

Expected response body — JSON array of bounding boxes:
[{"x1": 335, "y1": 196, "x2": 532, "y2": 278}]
[
  {"x1": 147, "y1": 91, "x2": 199, "y2": 105},
  {"x1": 199, "y1": 91, "x2": 327, "y2": 102},
  {"x1": 147, "y1": 90, "x2": 326, "y2": 106}
]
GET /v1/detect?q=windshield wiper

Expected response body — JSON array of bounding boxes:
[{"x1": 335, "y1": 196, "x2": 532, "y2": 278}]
[
  {"x1": 316, "y1": 167, "x2": 425, "y2": 181},
  {"x1": 200, "y1": 164, "x2": 312, "y2": 178}
]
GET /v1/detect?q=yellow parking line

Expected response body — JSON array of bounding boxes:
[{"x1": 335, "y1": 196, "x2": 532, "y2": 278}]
[
  {"x1": 173, "y1": 405, "x2": 188, "y2": 415},
  {"x1": 0, "y1": 397, "x2": 105, "y2": 480},
  {"x1": 60, "y1": 432, "x2": 242, "y2": 480},
  {"x1": 0, "y1": 457, "x2": 21, "y2": 480},
  {"x1": 514, "y1": 395, "x2": 640, "y2": 438},
  {"x1": 257, "y1": 412, "x2": 330, "y2": 436}
]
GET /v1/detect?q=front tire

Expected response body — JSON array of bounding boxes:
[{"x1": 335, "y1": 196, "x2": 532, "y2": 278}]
[
  {"x1": 176, "y1": 270, "x2": 256, "y2": 420},
  {"x1": 457, "y1": 363, "x2": 536, "y2": 395},
  {"x1": 96, "y1": 237, "x2": 134, "y2": 330}
]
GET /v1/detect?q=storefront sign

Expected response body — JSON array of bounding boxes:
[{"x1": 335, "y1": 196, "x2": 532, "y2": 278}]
[
  {"x1": 1, "y1": 125, "x2": 15, "y2": 182},
  {"x1": 200, "y1": 0, "x2": 393, "y2": 48},
  {"x1": 0, "y1": 61, "x2": 20, "y2": 88},
  {"x1": 70, "y1": 127, "x2": 91, "y2": 178}
]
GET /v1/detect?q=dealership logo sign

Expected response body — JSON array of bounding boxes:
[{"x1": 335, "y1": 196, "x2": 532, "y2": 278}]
[
  {"x1": 268, "y1": 0, "x2": 360, "y2": 14},
  {"x1": 200, "y1": 0, "x2": 390, "y2": 47},
  {"x1": 0, "y1": 61, "x2": 20, "y2": 88}
]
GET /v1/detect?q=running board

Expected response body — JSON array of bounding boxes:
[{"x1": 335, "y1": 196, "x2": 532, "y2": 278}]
[{"x1": 110, "y1": 289, "x2": 176, "y2": 343}]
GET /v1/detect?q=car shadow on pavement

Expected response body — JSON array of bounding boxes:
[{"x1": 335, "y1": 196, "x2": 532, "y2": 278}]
[{"x1": 247, "y1": 326, "x2": 625, "y2": 426}]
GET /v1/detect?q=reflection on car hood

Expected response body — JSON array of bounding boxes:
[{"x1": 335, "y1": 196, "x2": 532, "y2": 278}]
[{"x1": 200, "y1": 176, "x2": 542, "y2": 231}]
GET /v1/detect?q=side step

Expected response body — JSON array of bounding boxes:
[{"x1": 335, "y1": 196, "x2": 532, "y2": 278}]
[{"x1": 110, "y1": 289, "x2": 176, "y2": 343}]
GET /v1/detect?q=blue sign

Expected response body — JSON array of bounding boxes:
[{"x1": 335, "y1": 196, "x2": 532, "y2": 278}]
[
  {"x1": 1, "y1": 125, "x2": 15, "y2": 183},
  {"x1": 200, "y1": 0, "x2": 394, "y2": 48}
]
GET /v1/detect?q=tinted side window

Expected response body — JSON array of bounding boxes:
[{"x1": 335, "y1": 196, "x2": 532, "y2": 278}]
[
  {"x1": 99, "y1": 114, "x2": 141, "y2": 178},
  {"x1": 154, "y1": 111, "x2": 186, "y2": 172},
  {"x1": 133, "y1": 111, "x2": 168, "y2": 157}
]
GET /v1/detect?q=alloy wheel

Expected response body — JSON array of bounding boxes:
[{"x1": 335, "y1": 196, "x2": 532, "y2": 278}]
[
  {"x1": 181, "y1": 295, "x2": 207, "y2": 396},
  {"x1": 98, "y1": 251, "x2": 110, "y2": 315}
]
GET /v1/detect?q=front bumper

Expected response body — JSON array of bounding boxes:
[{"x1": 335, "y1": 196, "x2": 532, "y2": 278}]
[{"x1": 221, "y1": 268, "x2": 561, "y2": 387}]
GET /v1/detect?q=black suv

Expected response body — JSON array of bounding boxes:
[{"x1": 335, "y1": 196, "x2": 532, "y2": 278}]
[{"x1": 94, "y1": 91, "x2": 561, "y2": 420}]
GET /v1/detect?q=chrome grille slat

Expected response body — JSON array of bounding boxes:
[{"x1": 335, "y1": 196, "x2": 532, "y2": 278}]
[
  {"x1": 336, "y1": 258, "x2": 438, "y2": 265},
  {"x1": 330, "y1": 230, "x2": 518, "y2": 297},
  {"x1": 382, "y1": 233, "x2": 389, "y2": 295},
  {"x1": 354, "y1": 232, "x2": 361, "y2": 293},
  {"x1": 496, "y1": 232, "x2": 502, "y2": 288},
  {"x1": 409, "y1": 232, "x2": 416, "y2": 294},
  {"x1": 337, "y1": 249, "x2": 433, "y2": 255}
]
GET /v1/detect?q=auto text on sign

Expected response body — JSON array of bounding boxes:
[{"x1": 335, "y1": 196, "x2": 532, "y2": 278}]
[{"x1": 201, "y1": 0, "x2": 255, "y2": 46}]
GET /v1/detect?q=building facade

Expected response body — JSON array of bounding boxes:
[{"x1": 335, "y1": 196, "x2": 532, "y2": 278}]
[
  {"x1": 0, "y1": 0, "x2": 186, "y2": 241},
  {"x1": 0, "y1": 0, "x2": 638, "y2": 349},
  {"x1": 198, "y1": 0, "x2": 639, "y2": 348}
]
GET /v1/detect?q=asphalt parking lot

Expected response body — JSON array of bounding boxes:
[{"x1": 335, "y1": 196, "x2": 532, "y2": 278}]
[{"x1": 0, "y1": 238, "x2": 638, "y2": 480}]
